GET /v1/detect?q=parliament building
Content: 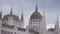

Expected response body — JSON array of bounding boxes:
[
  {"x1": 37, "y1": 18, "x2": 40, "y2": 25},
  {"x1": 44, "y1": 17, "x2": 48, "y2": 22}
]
[{"x1": 0, "y1": 4, "x2": 60, "y2": 34}]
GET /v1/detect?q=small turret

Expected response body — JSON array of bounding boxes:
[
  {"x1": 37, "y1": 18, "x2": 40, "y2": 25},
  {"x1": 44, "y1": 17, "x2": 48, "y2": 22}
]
[
  {"x1": 0, "y1": 9, "x2": 2, "y2": 31},
  {"x1": 55, "y1": 14, "x2": 59, "y2": 30},
  {"x1": 21, "y1": 11, "x2": 24, "y2": 22},
  {"x1": 0, "y1": 9, "x2": 2, "y2": 20},
  {"x1": 55, "y1": 13, "x2": 59, "y2": 34},
  {"x1": 21, "y1": 11, "x2": 24, "y2": 28},
  {"x1": 10, "y1": 8, "x2": 13, "y2": 15}
]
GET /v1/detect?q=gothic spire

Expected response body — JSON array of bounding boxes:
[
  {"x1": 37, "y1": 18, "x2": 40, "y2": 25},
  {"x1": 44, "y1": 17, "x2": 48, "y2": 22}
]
[
  {"x1": 0, "y1": 9, "x2": 2, "y2": 20},
  {"x1": 0, "y1": 9, "x2": 2, "y2": 14},
  {"x1": 10, "y1": 8, "x2": 13, "y2": 15},
  {"x1": 43, "y1": 9, "x2": 45, "y2": 18},
  {"x1": 21, "y1": 11, "x2": 24, "y2": 22},
  {"x1": 43, "y1": 9, "x2": 45, "y2": 23},
  {"x1": 55, "y1": 12, "x2": 59, "y2": 30},
  {"x1": 21, "y1": 10, "x2": 24, "y2": 28},
  {"x1": 42, "y1": 5, "x2": 46, "y2": 30},
  {"x1": 35, "y1": 3, "x2": 38, "y2": 11}
]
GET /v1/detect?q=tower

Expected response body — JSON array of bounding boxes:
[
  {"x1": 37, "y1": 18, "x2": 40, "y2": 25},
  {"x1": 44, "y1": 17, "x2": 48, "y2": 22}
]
[
  {"x1": 21, "y1": 11, "x2": 24, "y2": 28},
  {"x1": 42, "y1": 6, "x2": 47, "y2": 34},
  {"x1": 10, "y1": 8, "x2": 13, "y2": 15},
  {"x1": 8, "y1": 8, "x2": 13, "y2": 25},
  {"x1": 55, "y1": 14, "x2": 59, "y2": 30},
  {"x1": 55, "y1": 13, "x2": 59, "y2": 34},
  {"x1": 0, "y1": 9, "x2": 2, "y2": 34},
  {"x1": 0, "y1": 9, "x2": 2, "y2": 24},
  {"x1": 0, "y1": 9, "x2": 2, "y2": 20},
  {"x1": 21, "y1": 11, "x2": 24, "y2": 22}
]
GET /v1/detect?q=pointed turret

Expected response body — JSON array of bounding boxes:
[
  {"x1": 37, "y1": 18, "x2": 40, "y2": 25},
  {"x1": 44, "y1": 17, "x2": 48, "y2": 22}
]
[
  {"x1": 43, "y1": 9, "x2": 45, "y2": 21},
  {"x1": 42, "y1": 5, "x2": 47, "y2": 34},
  {"x1": 21, "y1": 11, "x2": 24, "y2": 28},
  {"x1": 21, "y1": 11, "x2": 24, "y2": 22},
  {"x1": 43, "y1": 8, "x2": 46, "y2": 27},
  {"x1": 55, "y1": 13, "x2": 59, "y2": 30},
  {"x1": 0, "y1": 9, "x2": 2, "y2": 30},
  {"x1": 54, "y1": 12, "x2": 60, "y2": 34},
  {"x1": 0, "y1": 9, "x2": 2, "y2": 20},
  {"x1": 35, "y1": 4, "x2": 38, "y2": 11},
  {"x1": 10, "y1": 8, "x2": 13, "y2": 15},
  {"x1": 43, "y1": 5, "x2": 46, "y2": 26}
]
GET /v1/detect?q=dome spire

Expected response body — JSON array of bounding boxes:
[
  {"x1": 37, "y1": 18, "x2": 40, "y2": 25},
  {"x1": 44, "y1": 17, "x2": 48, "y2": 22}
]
[{"x1": 35, "y1": 2, "x2": 38, "y2": 11}]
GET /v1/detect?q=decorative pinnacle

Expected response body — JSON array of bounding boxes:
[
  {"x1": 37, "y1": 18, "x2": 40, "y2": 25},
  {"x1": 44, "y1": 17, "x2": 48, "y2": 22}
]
[
  {"x1": 21, "y1": 11, "x2": 24, "y2": 21},
  {"x1": 10, "y1": 8, "x2": 12, "y2": 15},
  {"x1": 35, "y1": 2, "x2": 38, "y2": 11}
]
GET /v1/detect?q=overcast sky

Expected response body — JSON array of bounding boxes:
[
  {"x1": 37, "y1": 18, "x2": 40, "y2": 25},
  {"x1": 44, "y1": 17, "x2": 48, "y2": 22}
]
[{"x1": 0, "y1": 0, "x2": 60, "y2": 29}]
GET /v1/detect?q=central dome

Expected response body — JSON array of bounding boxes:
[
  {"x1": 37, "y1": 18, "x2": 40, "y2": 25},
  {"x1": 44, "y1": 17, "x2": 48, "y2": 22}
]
[
  {"x1": 30, "y1": 11, "x2": 42, "y2": 19},
  {"x1": 30, "y1": 5, "x2": 42, "y2": 20}
]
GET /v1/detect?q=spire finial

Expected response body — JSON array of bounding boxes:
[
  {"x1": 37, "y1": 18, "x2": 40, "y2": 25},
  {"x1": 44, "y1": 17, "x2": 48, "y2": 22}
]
[
  {"x1": 56, "y1": 8, "x2": 59, "y2": 22},
  {"x1": 56, "y1": 8, "x2": 59, "y2": 24},
  {"x1": 21, "y1": 10, "x2": 24, "y2": 21},
  {"x1": 35, "y1": 1, "x2": 38, "y2": 11},
  {"x1": 0, "y1": 8, "x2": 2, "y2": 13},
  {"x1": 43, "y1": 3, "x2": 45, "y2": 18},
  {"x1": 57, "y1": 12, "x2": 58, "y2": 22},
  {"x1": 10, "y1": 8, "x2": 12, "y2": 15},
  {"x1": 36, "y1": 3, "x2": 38, "y2": 11},
  {"x1": 0, "y1": 9, "x2": 2, "y2": 19},
  {"x1": 55, "y1": 10, "x2": 59, "y2": 30}
]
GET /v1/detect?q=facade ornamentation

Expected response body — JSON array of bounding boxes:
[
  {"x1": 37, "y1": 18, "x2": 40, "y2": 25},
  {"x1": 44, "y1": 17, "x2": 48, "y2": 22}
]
[{"x1": 0, "y1": 5, "x2": 60, "y2": 34}]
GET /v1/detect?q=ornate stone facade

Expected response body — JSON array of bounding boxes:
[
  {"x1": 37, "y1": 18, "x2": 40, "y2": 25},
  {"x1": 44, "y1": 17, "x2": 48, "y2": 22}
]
[{"x1": 0, "y1": 5, "x2": 60, "y2": 34}]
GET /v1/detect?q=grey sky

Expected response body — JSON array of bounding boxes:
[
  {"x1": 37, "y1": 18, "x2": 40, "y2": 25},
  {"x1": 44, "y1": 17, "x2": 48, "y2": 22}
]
[{"x1": 0, "y1": 0, "x2": 60, "y2": 29}]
